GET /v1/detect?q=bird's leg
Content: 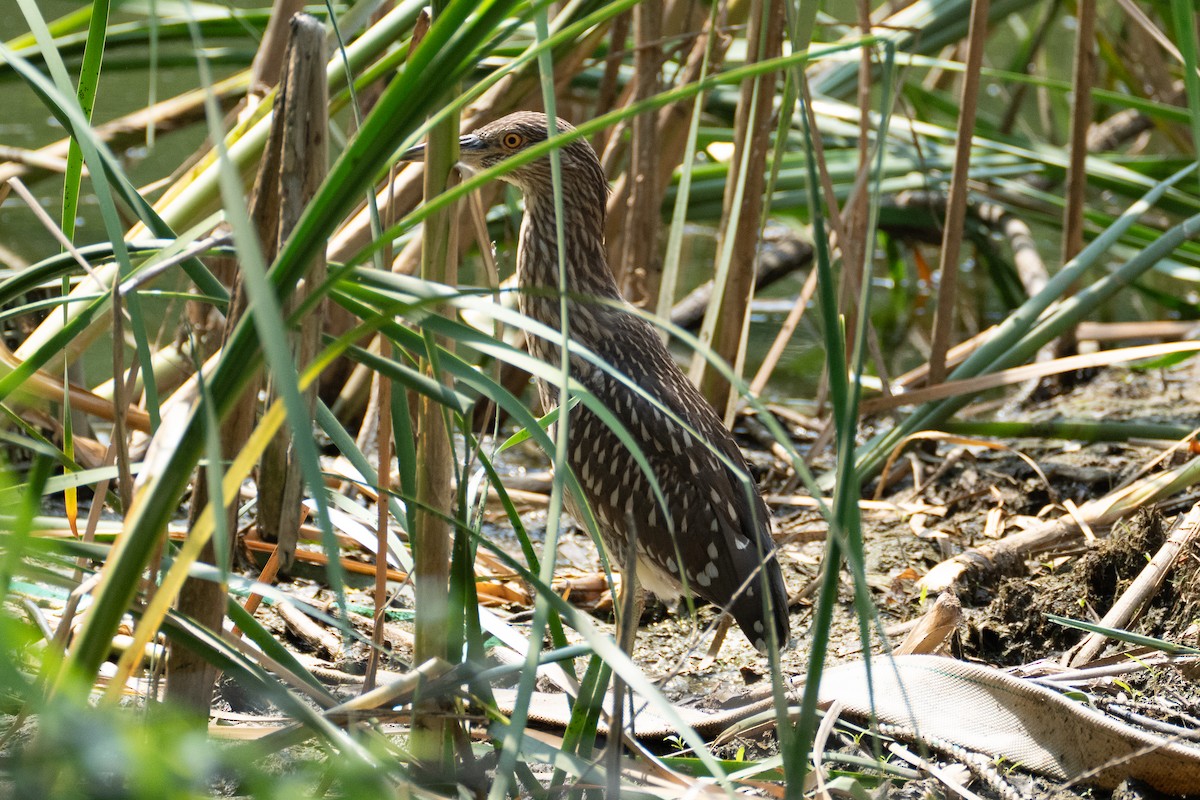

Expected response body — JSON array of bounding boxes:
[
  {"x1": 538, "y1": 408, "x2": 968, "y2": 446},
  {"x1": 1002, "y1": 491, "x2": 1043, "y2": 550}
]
[
  {"x1": 616, "y1": 564, "x2": 643, "y2": 657},
  {"x1": 705, "y1": 613, "x2": 733, "y2": 661},
  {"x1": 607, "y1": 537, "x2": 642, "y2": 794}
]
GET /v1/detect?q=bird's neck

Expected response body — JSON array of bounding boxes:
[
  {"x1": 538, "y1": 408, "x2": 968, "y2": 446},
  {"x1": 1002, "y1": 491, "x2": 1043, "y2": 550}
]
[{"x1": 517, "y1": 187, "x2": 622, "y2": 302}]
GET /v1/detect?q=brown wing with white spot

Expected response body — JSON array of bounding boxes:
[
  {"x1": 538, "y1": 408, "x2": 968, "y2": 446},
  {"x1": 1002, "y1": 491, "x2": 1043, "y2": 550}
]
[{"x1": 564, "y1": 308, "x2": 791, "y2": 651}]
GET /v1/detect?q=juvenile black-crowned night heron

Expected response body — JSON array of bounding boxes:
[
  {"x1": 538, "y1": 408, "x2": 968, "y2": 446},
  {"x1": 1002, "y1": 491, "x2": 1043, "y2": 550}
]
[{"x1": 403, "y1": 112, "x2": 790, "y2": 651}]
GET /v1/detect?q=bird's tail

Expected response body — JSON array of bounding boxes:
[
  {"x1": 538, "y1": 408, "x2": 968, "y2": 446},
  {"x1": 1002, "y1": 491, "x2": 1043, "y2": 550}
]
[{"x1": 730, "y1": 555, "x2": 791, "y2": 653}]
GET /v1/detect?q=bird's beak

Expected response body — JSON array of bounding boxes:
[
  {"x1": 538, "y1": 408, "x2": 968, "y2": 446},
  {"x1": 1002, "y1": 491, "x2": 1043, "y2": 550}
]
[
  {"x1": 458, "y1": 133, "x2": 485, "y2": 153},
  {"x1": 399, "y1": 133, "x2": 485, "y2": 164},
  {"x1": 398, "y1": 142, "x2": 426, "y2": 163}
]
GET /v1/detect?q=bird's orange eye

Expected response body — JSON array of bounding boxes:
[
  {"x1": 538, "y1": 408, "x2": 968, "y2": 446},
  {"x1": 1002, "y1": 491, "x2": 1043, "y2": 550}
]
[{"x1": 501, "y1": 132, "x2": 524, "y2": 149}]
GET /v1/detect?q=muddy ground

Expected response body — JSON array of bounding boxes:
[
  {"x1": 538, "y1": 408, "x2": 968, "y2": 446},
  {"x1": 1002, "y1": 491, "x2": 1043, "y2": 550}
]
[{"x1": 251, "y1": 357, "x2": 1200, "y2": 798}]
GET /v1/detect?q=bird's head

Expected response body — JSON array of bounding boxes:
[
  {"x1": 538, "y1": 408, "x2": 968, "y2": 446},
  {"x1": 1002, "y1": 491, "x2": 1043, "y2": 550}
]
[{"x1": 400, "y1": 111, "x2": 605, "y2": 197}]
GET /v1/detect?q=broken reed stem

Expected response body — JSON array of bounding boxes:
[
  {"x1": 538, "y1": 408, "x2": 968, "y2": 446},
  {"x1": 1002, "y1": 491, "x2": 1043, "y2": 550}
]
[
  {"x1": 365, "y1": 339, "x2": 393, "y2": 693},
  {"x1": 1054, "y1": 0, "x2": 1096, "y2": 360},
  {"x1": 927, "y1": 0, "x2": 989, "y2": 385},
  {"x1": 614, "y1": 0, "x2": 662, "y2": 304},
  {"x1": 169, "y1": 12, "x2": 326, "y2": 715},
  {"x1": 248, "y1": 0, "x2": 308, "y2": 95},
  {"x1": 837, "y1": 0, "x2": 873, "y2": 365},
  {"x1": 694, "y1": 0, "x2": 783, "y2": 421},
  {"x1": 1068, "y1": 502, "x2": 1200, "y2": 667},
  {"x1": 257, "y1": 12, "x2": 329, "y2": 570},
  {"x1": 411, "y1": 30, "x2": 459, "y2": 775},
  {"x1": 920, "y1": 454, "x2": 1200, "y2": 593},
  {"x1": 1062, "y1": 0, "x2": 1097, "y2": 266}
]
